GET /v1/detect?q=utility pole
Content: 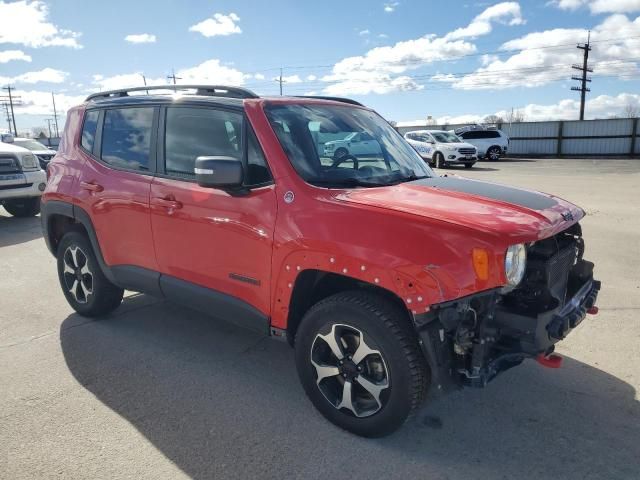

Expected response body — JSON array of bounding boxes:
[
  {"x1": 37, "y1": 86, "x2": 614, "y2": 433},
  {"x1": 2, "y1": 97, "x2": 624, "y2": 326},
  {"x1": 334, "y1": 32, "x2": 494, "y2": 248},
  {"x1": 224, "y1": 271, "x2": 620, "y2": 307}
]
[
  {"x1": 571, "y1": 31, "x2": 592, "y2": 121},
  {"x1": 275, "y1": 68, "x2": 285, "y2": 96},
  {"x1": 141, "y1": 74, "x2": 149, "y2": 95},
  {"x1": 167, "y1": 69, "x2": 182, "y2": 91},
  {"x1": 46, "y1": 118, "x2": 53, "y2": 139},
  {"x1": 51, "y1": 92, "x2": 60, "y2": 137},
  {"x1": 2, "y1": 102, "x2": 11, "y2": 132},
  {"x1": 1, "y1": 85, "x2": 18, "y2": 135}
]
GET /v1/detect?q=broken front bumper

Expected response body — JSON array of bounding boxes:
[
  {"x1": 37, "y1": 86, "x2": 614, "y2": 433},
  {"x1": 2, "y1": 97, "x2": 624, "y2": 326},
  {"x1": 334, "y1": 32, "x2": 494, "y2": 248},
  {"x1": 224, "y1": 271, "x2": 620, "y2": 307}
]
[{"x1": 416, "y1": 275, "x2": 601, "y2": 392}]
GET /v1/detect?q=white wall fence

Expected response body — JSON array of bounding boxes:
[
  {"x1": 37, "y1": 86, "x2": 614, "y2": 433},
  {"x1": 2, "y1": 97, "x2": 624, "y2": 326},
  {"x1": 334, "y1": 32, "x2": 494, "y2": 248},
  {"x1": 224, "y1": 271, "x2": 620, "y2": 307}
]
[{"x1": 397, "y1": 118, "x2": 640, "y2": 157}]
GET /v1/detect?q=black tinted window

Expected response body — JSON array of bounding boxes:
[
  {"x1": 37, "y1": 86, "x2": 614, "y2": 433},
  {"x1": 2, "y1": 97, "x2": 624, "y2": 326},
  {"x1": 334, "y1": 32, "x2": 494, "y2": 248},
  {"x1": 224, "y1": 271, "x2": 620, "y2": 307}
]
[
  {"x1": 81, "y1": 110, "x2": 99, "y2": 152},
  {"x1": 165, "y1": 107, "x2": 241, "y2": 179},
  {"x1": 101, "y1": 108, "x2": 153, "y2": 171},
  {"x1": 463, "y1": 130, "x2": 500, "y2": 139},
  {"x1": 246, "y1": 128, "x2": 271, "y2": 186}
]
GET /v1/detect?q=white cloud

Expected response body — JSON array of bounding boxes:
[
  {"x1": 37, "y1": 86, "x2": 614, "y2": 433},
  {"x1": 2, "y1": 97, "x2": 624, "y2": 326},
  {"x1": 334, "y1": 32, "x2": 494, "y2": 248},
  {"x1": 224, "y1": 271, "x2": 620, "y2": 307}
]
[
  {"x1": 359, "y1": 29, "x2": 370, "y2": 36},
  {"x1": 124, "y1": 33, "x2": 156, "y2": 44},
  {"x1": 273, "y1": 74, "x2": 303, "y2": 84},
  {"x1": 91, "y1": 59, "x2": 247, "y2": 92},
  {"x1": 306, "y1": 74, "x2": 317, "y2": 81},
  {"x1": 0, "y1": 0, "x2": 81, "y2": 48},
  {"x1": 439, "y1": 13, "x2": 640, "y2": 90},
  {"x1": 11, "y1": 89, "x2": 86, "y2": 116},
  {"x1": 253, "y1": 73, "x2": 265, "y2": 80},
  {"x1": 0, "y1": 67, "x2": 68, "y2": 85},
  {"x1": 398, "y1": 92, "x2": 640, "y2": 125},
  {"x1": 189, "y1": 13, "x2": 241, "y2": 37},
  {"x1": 322, "y1": 2, "x2": 523, "y2": 95},
  {"x1": 378, "y1": 33, "x2": 389, "y2": 39},
  {"x1": 0, "y1": 49, "x2": 31, "y2": 63},
  {"x1": 445, "y1": 2, "x2": 524, "y2": 40},
  {"x1": 550, "y1": 0, "x2": 640, "y2": 13},
  {"x1": 384, "y1": 2, "x2": 399, "y2": 13}
]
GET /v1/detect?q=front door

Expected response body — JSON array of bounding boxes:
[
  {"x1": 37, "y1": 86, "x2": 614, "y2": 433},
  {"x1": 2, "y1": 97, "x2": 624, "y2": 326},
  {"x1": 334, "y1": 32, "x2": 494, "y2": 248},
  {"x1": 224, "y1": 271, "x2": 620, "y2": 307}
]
[{"x1": 150, "y1": 105, "x2": 276, "y2": 317}]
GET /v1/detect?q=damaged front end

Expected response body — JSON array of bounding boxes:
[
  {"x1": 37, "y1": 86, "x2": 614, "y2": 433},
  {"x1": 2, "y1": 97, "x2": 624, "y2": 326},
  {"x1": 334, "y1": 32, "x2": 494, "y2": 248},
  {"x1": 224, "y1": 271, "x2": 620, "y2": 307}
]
[{"x1": 416, "y1": 223, "x2": 601, "y2": 392}]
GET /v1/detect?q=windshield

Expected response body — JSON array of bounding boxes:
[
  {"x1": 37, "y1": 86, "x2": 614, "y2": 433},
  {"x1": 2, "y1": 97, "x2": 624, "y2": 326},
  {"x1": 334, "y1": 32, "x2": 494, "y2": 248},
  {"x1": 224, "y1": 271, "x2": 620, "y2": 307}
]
[
  {"x1": 13, "y1": 139, "x2": 48, "y2": 151},
  {"x1": 265, "y1": 104, "x2": 432, "y2": 188},
  {"x1": 411, "y1": 133, "x2": 433, "y2": 143},
  {"x1": 430, "y1": 132, "x2": 461, "y2": 143}
]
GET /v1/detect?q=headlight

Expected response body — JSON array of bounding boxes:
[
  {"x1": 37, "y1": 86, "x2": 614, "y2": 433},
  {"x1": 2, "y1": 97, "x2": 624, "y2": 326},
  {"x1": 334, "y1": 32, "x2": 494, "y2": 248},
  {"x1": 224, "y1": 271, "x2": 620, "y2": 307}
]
[
  {"x1": 504, "y1": 243, "x2": 527, "y2": 286},
  {"x1": 20, "y1": 154, "x2": 39, "y2": 170}
]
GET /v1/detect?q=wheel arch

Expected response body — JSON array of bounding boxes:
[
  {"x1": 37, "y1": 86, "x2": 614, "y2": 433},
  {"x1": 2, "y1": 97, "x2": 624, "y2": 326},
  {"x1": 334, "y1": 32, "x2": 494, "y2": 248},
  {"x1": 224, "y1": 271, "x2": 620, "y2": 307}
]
[
  {"x1": 41, "y1": 200, "x2": 116, "y2": 283},
  {"x1": 284, "y1": 269, "x2": 414, "y2": 346}
]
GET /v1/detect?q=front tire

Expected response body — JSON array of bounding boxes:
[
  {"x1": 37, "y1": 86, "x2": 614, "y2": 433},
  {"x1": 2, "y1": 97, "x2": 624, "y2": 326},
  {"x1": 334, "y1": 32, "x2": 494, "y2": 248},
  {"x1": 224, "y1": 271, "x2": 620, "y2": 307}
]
[
  {"x1": 464, "y1": 163, "x2": 474, "y2": 169},
  {"x1": 434, "y1": 152, "x2": 446, "y2": 169},
  {"x1": 56, "y1": 231, "x2": 124, "y2": 317},
  {"x1": 334, "y1": 147, "x2": 348, "y2": 160},
  {"x1": 3, "y1": 197, "x2": 40, "y2": 217},
  {"x1": 295, "y1": 291, "x2": 429, "y2": 437}
]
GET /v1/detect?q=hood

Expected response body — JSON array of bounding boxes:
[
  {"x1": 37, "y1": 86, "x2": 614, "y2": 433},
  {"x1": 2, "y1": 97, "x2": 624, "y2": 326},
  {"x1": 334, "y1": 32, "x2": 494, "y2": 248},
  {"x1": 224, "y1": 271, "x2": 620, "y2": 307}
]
[
  {"x1": 438, "y1": 142, "x2": 475, "y2": 150},
  {"x1": 0, "y1": 143, "x2": 32, "y2": 154},
  {"x1": 337, "y1": 176, "x2": 583, "y2": 242}
]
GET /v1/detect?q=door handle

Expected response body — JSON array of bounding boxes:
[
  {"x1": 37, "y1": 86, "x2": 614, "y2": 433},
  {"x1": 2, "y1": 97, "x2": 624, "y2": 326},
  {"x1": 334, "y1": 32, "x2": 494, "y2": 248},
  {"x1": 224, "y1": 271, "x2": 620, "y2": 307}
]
[
  {"x1": 153, "y1": 197, "x2": 183, "y2": 210},
  {"x1": 80, "y1": 181, "x2": 104, "y2": 193}
]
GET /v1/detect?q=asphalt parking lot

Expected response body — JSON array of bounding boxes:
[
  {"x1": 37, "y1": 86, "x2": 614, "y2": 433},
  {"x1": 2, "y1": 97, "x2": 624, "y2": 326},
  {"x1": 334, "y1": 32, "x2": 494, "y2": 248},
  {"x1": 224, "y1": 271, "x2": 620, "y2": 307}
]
[{"x1": 1, "y1": 158, "x2": 639, "y2": 480}]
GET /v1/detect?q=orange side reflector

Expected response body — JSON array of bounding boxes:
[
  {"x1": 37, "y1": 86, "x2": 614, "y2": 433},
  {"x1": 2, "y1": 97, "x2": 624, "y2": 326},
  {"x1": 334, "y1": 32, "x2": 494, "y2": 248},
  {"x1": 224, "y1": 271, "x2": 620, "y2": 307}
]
[{"x1": 472, "y1": 248, "x2": 489, "y2": 281}]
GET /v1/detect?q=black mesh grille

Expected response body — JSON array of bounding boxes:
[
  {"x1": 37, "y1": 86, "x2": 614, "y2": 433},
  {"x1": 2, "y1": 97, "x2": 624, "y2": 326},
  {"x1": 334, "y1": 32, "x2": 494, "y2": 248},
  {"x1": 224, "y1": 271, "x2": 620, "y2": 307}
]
[{"x1": 458, "y1": 148, "x2": 475, "y2": 155}]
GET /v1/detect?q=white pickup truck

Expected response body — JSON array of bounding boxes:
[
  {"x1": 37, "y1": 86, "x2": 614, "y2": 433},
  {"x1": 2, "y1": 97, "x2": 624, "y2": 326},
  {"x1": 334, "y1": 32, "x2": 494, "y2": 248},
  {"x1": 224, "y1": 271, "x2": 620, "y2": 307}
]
[{"x1": 0, "y1": 134, "x2": 47, "y2": 217}]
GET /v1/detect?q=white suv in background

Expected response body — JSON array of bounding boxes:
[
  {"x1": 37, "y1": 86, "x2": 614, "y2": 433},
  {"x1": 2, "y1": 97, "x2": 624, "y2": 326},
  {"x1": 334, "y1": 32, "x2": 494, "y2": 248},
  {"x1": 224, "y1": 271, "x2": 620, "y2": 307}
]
[
  {"x1": 454, "y1": 126, "x2": 509, "y2": 161},
  {"x1": 404, "y1": 130, "x2": 477, "y2": 169},
  {"x1": 0, "y1": 134, "x2": 47, "y2": 217}
]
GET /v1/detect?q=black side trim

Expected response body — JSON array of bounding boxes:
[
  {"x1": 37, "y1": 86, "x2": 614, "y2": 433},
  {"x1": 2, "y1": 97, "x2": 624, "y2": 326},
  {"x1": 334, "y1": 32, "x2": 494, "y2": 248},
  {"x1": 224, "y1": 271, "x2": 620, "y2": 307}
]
[
  {"x1": 111, "y1": 265, "x2": 163, "y2": 297},
  {"x1": 414, "y1": 176, "x2": 557, "y2": 211},
  {"x1": 160, "y1": 275, "x2": 269, "y2": 335}
]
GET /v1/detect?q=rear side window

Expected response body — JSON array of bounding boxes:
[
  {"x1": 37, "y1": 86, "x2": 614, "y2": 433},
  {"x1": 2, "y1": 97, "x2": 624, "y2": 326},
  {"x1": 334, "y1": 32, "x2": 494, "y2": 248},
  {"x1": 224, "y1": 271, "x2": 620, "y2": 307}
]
[
  {"x1": 164, "y1": 107, "x2": 242, "y2": 179},
  {"x1": 81, "y1": 110, "x2": 99, "y2": 152},
  {"x1": 463, "y1": 130, "x2": 500, "y2": 139},
  {"x1": 101, "y1": 107, "x2": 154, "y2": 171}
]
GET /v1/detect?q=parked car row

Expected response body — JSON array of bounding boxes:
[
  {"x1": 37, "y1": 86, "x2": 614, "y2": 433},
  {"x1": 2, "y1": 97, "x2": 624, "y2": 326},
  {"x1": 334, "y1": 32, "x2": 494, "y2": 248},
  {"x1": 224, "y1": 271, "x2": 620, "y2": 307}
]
[{"x1": 0, "y1": 133, "x2": 52, "y2": 217}]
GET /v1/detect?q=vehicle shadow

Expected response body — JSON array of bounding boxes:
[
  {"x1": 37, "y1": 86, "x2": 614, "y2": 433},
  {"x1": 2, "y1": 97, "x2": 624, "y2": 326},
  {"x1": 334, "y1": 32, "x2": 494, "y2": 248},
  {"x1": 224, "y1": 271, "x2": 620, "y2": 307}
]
[
  {"x1": 59, "y1": 296, "x2": 639, "y2": 480},
  {"x1": 0, "y1": 213, "x2": 43, "y2": 247}
]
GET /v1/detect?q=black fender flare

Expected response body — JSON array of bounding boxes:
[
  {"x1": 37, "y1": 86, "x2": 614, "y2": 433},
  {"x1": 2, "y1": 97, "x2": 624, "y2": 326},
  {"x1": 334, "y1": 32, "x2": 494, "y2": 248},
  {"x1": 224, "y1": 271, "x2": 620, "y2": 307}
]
[{"x1": 41, "y1": 200, "x2": 117, "y2": 284}]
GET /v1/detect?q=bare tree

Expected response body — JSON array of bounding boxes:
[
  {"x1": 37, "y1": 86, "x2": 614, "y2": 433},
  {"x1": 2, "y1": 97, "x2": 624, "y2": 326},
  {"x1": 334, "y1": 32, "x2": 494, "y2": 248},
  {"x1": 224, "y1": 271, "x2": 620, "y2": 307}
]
[
  {"x1": 483, "y1": 114, "x2": 504, "y2": 125},
  {"x1": 506, "y1": 109, "x2": 525, "y2": 123},
  {"x1": 623, "y1": 103, "x2": 639, "y2": 118}
]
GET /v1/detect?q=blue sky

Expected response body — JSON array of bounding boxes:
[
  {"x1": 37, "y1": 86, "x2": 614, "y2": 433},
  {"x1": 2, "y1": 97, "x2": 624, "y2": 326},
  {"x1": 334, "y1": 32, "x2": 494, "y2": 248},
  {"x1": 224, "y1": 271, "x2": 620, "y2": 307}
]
[{"x1": 1, "y1": 0, "x2": 640, "y2": 134}]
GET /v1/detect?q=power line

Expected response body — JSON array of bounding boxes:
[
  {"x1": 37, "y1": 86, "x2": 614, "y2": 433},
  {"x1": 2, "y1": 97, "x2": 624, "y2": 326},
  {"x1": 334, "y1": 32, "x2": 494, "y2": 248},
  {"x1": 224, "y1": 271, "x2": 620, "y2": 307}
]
[{"x1": 571, "y1": 31, "x2": 592, "y2": 120}]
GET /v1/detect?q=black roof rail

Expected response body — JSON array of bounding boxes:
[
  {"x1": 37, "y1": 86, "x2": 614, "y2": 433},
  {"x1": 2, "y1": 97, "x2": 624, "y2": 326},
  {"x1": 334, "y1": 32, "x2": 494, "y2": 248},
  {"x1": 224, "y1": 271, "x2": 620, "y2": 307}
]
[
  {"x1": 85, "y1": 85, "x2": 259, "y2": 102},
  {"x1": 295, "y1": 95, "x2": 364, "y2": 106}
]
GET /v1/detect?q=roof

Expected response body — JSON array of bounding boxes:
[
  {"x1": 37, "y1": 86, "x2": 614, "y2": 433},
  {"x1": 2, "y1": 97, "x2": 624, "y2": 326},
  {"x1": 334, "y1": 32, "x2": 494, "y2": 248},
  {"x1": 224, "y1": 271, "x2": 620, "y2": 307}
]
[{"x1": 83, "y1": 85, "x2": 367, "y2": 109}]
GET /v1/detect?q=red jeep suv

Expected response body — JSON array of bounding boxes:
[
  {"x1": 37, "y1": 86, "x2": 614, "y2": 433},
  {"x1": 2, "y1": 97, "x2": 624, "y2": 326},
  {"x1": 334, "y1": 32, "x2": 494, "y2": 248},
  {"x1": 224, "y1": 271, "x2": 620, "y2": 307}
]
[{"x1": 41, "y1": 85, "x2": 600, "y2": 437}]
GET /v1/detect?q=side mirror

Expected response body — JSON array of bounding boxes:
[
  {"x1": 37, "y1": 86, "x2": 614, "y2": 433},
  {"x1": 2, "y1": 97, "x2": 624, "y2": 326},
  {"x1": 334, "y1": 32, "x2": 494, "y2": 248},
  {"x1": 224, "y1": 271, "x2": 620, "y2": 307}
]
[{"x1": 195, "y1": 156, "x2": 243, "y2": 190}]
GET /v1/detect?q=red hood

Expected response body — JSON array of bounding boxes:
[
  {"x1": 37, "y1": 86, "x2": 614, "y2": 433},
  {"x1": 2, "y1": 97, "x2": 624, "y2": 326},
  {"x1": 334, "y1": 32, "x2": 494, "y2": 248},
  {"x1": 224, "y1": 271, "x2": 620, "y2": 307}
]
[{"x1": 336, "y1": 176, "x2": 583, "y2": 242}]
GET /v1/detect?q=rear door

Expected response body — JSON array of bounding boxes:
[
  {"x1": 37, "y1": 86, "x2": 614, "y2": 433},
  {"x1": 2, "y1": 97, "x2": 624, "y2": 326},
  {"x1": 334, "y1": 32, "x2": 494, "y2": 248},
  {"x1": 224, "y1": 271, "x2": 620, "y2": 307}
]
[
  {"x1": 77, "y1": 106, "x2": 158, "y2": 271},
  {"x1": 150, "y1": 104, "x2": 276, "y2": 317}
]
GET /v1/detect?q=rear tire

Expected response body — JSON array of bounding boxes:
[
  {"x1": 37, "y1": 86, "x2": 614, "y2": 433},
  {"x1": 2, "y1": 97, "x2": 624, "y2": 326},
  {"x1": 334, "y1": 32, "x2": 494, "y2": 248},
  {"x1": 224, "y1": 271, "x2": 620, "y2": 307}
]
[
  {"x1": 486, "y1": 146, "x2": 501, "y2": 161},
  {"x1": 295, "y1": 291, "x2": 429, "y2": 437},
  {"x1": 3, "y1": 197, "x2": 40, "y2": 217},
  {"x1": 56, "y1": 231, "x2": 124, "y2": 317}
]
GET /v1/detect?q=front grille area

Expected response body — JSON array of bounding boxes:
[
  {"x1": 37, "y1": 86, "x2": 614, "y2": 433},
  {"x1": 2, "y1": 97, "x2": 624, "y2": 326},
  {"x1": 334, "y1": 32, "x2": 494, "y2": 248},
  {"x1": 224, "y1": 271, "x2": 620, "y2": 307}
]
[
  {"x1": 0, "y1": 156, "x2": 21, "y2": 174},
  {"x1": 502, "y1": 224, "x2": 582, "y2": 315},
  {"x1": 458, "y1": 148, "x2": 475, "y2": 155}
]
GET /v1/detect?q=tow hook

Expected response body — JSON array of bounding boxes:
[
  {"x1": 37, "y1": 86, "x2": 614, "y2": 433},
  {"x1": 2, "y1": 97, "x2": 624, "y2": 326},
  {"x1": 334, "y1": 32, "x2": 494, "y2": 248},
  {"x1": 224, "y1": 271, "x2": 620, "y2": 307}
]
[
  {"x1": 536, "y1": 353, "x2": 563, "y2": 369},
  {"x1": 587, "y1": 306, "x2": 599, "y2": 315}
]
